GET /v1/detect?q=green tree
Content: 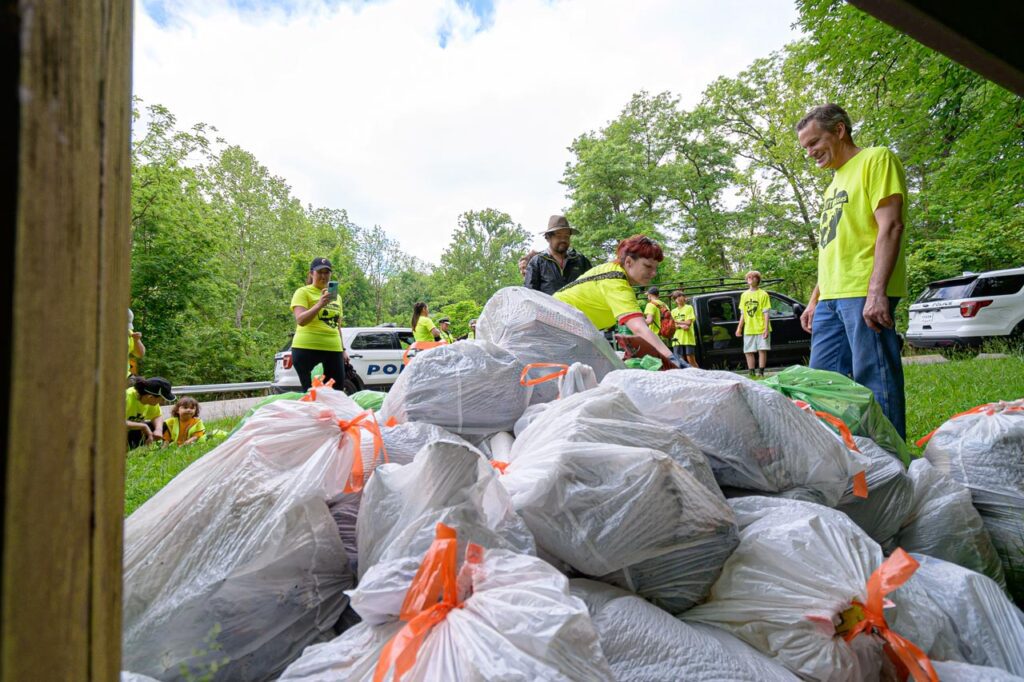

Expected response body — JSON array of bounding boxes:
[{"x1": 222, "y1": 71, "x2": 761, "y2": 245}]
[{"x1": 435, "y1": 209, "x2": 530, "y2": 304}]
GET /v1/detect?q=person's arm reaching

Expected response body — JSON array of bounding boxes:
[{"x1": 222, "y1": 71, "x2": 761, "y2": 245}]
[
  {"x1": 131, "y1": 332, "x2": 146, "y2": 358},
  {"x1": 294, "y1": 288, "x2": 330, "y2": 326},
  {"x1": 801, "y1": 285, "x2": 820, "y2": 333},
  {"x1": 624, "y1": 315, "x2": 676, "y2": 362},
  {"x1": 864, "y1": 194, "x2": 904, "y2": 331},
  {"x1": 126, "y1": 420, "x2": 154, "y2": 443}
]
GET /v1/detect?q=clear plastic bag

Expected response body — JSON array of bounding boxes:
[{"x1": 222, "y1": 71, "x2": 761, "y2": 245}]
[
  {"x1": 380, "y1": 340, "x2": 528, "y2": 435},
  {"x1": 895, "y1": 459, "x2": 1006, "y2": 588},
  {"x1": 500, "y1": 430, "x2": 737, "y2": 614},
  {"x1": 570, "y1": 579, "x2": 798, "y2": 681},
  {"x1": 923, "y1": 400, "x2": 1024, "y2": 601},
  {"x1": 477, "y1": 286, "x2": 624, "y2": 404},
  {"x1": 835, "y1": 436, "x2": 914, "y2": 547},
  {"x1": 280, "y1": 534, "x2": 613, "y2": 681},
  {"x1": 602, "y1": 369, "x2": 866, "y2": 506},
  {"x1": 123, "y1": 390, "x2": 372, "y2": 681}
]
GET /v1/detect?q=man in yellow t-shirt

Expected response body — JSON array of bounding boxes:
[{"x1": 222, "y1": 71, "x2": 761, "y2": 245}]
[
  {"x1": 643, "y1": 287, "x2": 668, "y2": 337},
  {"x1": 735, "y1": 271, "x2": 771, "y2": 376},
  {"x1": 670, "y1": 290, "x2": 698, "y2": 368},
  {"x1": 796, "y1": 103, "x2": 907, "y2": 438}
]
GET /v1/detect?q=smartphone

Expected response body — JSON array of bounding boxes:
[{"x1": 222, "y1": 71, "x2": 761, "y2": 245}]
[{"x1": 327, "y1": 281, "x2": 339, "y2": 299}]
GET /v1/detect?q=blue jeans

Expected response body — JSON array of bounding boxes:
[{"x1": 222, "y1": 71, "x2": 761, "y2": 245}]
[{"x1": 809, "y1": 297, "x2": 906, "y2": 439}]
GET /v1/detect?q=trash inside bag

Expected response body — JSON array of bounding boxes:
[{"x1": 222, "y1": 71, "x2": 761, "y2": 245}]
[
  {"x1": 500, "y1": 434, "x2": 737, "y2": 614},
  {"x1": 603, "y1": 369, "x2": 866, "y2": 506},
  {"x1": 762, "y1": 365, "x2": 912, "y2": 464},
  {"x1": 123, "y1": 390, "x2": 373, "y2": 681},
  {"x1": 279, "y1": 526, "x2": 613, "y2": 681},
  {"x1": 684, "y1": 496, "x2": 936, "y2": 682},
  {"x1": 835, "y1": 436, "x2": 914, "y2": 547},
  {"x1": 895, "y1": 459, "x2": 1006, "y2": 588},
  {"x1": 350, "y1": 389, "x2": 386, "y2": 411},
  {"x1": 354, "y1": 440, "x2": 535, "y2": 590},
  {"x1": 380, "y1": 340, "x2": 528, "y2": 435},
  {"x1": 625, "y1": 355, "x2": 663, "y2": 371},
  {"x1": 512, "y1": 385, "x2": 721, "y2": 496},
  {"x1": 893, "y1": 554, "x2": 1024, "y2": 676},
  {"x1": 477, "y1": 286, "x2": 624, "y2": 403},
  {"x1": 570, "y1": 579, "x2": 798, "y2": 681},
  {"x1": 923, "y1": 400, "x2": 1024, "y2": 602}
]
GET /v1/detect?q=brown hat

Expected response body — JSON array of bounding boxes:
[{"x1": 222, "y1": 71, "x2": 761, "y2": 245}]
[{"x1": 541, "y1": 215, "x2": 579, "y2": 236}]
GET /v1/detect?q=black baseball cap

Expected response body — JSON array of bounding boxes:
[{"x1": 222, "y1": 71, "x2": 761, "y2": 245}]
[
  {"x1": 647, "y1": 286, "x2": 660, "y2": 296},
  {"x1": 137, "y1": 377, "x2": 176, "y2": 402},
  {"x1": 310, "y1": 257, "x2": 333, "y2": 271}
]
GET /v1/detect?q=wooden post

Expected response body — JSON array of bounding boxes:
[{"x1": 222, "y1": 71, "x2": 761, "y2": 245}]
[{"x1": 1, "y1": 0, "x2": 133, "y2": 679}]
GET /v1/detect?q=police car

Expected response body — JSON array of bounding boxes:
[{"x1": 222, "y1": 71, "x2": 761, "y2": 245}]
[
  {"x1": 907, "y1": 266, "x2": 1024, "y2": 356},
  {"x1": 272, "y1": 326, "x2": 415, "y2": 393}
]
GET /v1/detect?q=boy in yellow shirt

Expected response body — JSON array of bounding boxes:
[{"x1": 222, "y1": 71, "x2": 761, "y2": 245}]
[
  {"x1": 735, "y1": 270, "x2": 771, "y2": 377},
  {"x1": 670, "y1": 290, "x2": 699, "y2": 368}
]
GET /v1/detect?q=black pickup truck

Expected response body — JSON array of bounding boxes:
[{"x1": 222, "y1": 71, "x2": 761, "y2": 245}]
[{"x1": 628, "y1": 277, "x2": 812, "y2": 369}]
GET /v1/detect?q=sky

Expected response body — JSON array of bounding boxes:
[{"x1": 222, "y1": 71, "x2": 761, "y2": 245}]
[{"x1": 134, "y1": 0, "x2": 802, "y2": 263}]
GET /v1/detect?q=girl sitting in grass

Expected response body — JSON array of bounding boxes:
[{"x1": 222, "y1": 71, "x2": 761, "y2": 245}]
[{"x1": 162, "y1": 396, "x2": 206, "y2": 447}]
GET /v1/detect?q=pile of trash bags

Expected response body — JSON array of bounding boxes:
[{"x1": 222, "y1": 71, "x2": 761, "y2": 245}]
[
  {"x1": 121, "y1": 287, "x2": 1024, "y2": 681},
  {"x1": 922, "y1": 399, "x2": 1024, "y2": 602}
]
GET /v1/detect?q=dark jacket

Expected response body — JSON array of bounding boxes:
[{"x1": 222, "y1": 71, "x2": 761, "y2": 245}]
[{"x1": 524, "y1": 249, "x2": 593, "y2": 296}]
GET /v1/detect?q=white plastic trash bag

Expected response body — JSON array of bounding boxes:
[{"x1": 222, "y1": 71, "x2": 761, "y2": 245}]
[
  {"x1": 328, "y1": 422, "x2": 478, "y2": 570},
  {"x1": 511, "y1": 385, "x2": 721, "y2": 496},
  {"x1": 500, "y1": 435, "x2": 737, "y2": 614},
  {"x1": 570, "y1": 579, "x2": 798, "y2": 681},
  {"x1": 354, "y1": 440, "x2": 534, "y2": 587},
  {"x1": 380, "y1": 340, "x2": 528, "y2": 435},
  {"x1": 684, "y1": 496, "x2": 938, "y2": 682},
  {"x1": 895, "y1": 459, "x2": 1006, "y2": 588},
  {"x1": 477, "y1": 286, "x2": 624, "y2": 403},
  {"x1": 922, "y1": 400, "x2": 1024, "y2": 600},
  {"x1": 602, "y1": 369, "x2": 866, "y2": 505},
  {"x1": 123, "y1": 389, "x2": 375, "y2": 681},
  {"x1": 894, "y1": 554, "x2": 1024, "y2": 676},
  {"x1": 931, "y1": 661, "x2": 1024, "y2": 681},
  {"x1": 835, "y1": 436, "x2": 914, "y2": 547},
  {"x1": 279, "y1": 525, "x2": 614, "y2": 681}
]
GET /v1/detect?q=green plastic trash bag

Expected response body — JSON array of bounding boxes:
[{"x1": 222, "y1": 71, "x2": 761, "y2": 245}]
[
  {"x1": 228, "y1": 392, "x2": 304, "y2": 435},
  {"x1": 351, "y1": 390, "x2": 386, "y2": 411},
  {"x1": 762, "y1": 365, "x2": 913, "y2": 465},
  {"x1": 624, "y1": 355, "x2": 662, "y2": 372}
]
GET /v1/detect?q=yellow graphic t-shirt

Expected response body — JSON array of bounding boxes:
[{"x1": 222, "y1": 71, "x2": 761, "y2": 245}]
[
  {"x1": 414, "y1": 316, "x2": 439, "y2": 343},
  {"x1": 816, "y1": 147, "x2": 908, "y2": 300},
  {"x1": 739, "y1": 289, "x2": 772, "y2": 336},
  {"x1": 553, "y1": 262, "x2": 642, "y2": 331},
  {"x1": 290, "y1": 285, "x2": 344, "y2": 351},
  {"x1": 671, "y1": 304, "x2": 696, "y2": 346},
  {"x1": 644, "y1": 299, "x2": 666, "y2": 334}
]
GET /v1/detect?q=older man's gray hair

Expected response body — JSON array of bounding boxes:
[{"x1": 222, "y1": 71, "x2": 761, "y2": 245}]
[{"x1": 796, "y1": 103, "x2": 854, "y2": 142}]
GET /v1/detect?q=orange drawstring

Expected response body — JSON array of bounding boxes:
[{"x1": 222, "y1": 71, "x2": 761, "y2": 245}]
[
  {"x1": 915, "y1": 400, "x2": 1024, "y2": 447},
  {"x1": 338, "y1": 410, "x2": 388, "y2": 493}
]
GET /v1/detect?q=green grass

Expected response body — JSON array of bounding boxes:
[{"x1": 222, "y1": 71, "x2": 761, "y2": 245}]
[
  {"x1": 905, "y1": 355, "x2": 1024, "y2": 454},
  {"x1": 124, "y1": 416, "x2": 240, "y2": 516}
]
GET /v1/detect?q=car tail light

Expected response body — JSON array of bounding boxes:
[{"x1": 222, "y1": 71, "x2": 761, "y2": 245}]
[
  {"x1": 959, "y1": 299, "x2": 993, "y2": 318},
  {"x1": 282, "y1": 353, "x2": 293, "y2": 370}
]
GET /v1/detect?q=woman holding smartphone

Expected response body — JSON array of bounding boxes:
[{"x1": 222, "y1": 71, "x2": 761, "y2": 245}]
[{"x1": 290, "y1": 256, "x2": 346, "y2": 392}]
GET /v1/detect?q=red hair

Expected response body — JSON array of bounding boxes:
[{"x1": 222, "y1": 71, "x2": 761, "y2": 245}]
[{"x1": 616, "y1": 235, "x2": 664, "y2": 263}]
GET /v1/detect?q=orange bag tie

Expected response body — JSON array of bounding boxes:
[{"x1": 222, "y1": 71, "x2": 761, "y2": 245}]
[
  {"x1": 793, "y1": 400, "x2": 868, "y2": 498},
  {"x1": 520, "y1": 362, "x2": 569, "y2": 387},
  {"x1": 374, "y1": 524, "x2": 483, "y2": 682},
  {"x1": 385, "y1": 416, "x2": 399, "y2": 427},
  {"x1": 338, "y1": 410, "x2": 388, "y2": 494},
  {"x1": 490, "y1": 460, "x2": 509, "y2": 474},
  {"x1": 915, "y1": 401, "x2": 1024, "y2": 447},
  {"x1": 843, "y1": 549, "x2": 938, "y2": 682},
  {"x1": 402, "y1": 341, "x2": 447, "y2": 366},
  {"x1": 300, "y1": 375, "x2": 335, "y2": 402}
]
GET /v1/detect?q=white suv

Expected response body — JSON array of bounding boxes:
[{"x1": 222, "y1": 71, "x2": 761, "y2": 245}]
[
  {"x1": 272, "y1": 326, "x2": 415, "y2": 393},
  {"x1": 906, "y1": 266, "x2": 1024, "y2": 355}
]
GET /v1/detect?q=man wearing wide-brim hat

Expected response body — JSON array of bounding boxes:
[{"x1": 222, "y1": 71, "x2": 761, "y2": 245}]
[{"x1": 523, "y1": 215, "x2": 593, "y2": 296}]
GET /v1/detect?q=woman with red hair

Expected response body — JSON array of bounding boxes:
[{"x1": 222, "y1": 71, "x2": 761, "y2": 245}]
[{"x1": 554, "y1": 235, "x2": 678, "y2": 366}]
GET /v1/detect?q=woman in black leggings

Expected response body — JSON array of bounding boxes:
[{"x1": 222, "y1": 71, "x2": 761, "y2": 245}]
[{"x1": 289, "y1": 257, "x2": 346, "y2": 392}]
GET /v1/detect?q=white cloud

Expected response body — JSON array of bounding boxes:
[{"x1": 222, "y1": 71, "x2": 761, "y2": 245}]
[{"x1": 133, "y1": 0, "x2": 801, "y2": 263}]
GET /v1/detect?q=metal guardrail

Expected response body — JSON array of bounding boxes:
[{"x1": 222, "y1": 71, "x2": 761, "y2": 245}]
[{"x1": 173, "y1": 381, "x2": 273, "y2": 395}]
